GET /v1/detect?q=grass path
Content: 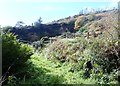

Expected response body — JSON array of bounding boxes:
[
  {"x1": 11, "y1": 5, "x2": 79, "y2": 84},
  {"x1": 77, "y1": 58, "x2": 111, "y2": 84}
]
[{"x1": 24, "y1": 52, "x2": 97, "y2": 84}]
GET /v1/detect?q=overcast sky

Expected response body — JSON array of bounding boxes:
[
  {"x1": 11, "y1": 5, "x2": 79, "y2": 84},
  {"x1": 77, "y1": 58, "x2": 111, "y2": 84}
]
[{"x1": 0, "y1": 0, "x2": 119, "y2": 27}]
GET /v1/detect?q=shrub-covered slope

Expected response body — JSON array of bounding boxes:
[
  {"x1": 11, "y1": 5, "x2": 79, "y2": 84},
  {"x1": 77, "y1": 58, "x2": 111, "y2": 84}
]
[
  {"x1": 4, "y1": 9, "x2": 118, "y2": 42},
  {"x1": 2, "y1": 9, "x2": 120, "y2": 85}
]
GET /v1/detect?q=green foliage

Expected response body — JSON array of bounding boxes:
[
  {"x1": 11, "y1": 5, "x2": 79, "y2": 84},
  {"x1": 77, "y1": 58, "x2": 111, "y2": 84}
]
[
  {"x1": 78, "y1": 26, "x2": 88, "y2": 33},
  {"x1": 87, "y1": 13, "x2": 96, "y2": 21},
  {"x1": 45, "y1": 36, "x2": 119, "y2": 84},
  {"x1": 91, "y1": 38, "x2": 119, "y2": 72},
  {"x1": 4, "y1": 34, "x2": 119, "y2": 84},
  {"x1": 18, "y1": 53, "x2": 97, "y2": 84},
  {"x1": 1, "y1": 9, "x2": 119, "y2": 85},
  {"x1": 7, "y1": 75, "x2": 17, "y2": 86},
  {"x1": 19, "y1": 54, "x2": 65, "y2": 84},
  {"x1": 2, "y1": 26, "x2": 13, "y2": 33},
  {"x1": 2, "y1": 33, "x2": 33, "y2": 77},
  {"x1": 2, "y1": 27, "x2": 119, "y2": 85}
]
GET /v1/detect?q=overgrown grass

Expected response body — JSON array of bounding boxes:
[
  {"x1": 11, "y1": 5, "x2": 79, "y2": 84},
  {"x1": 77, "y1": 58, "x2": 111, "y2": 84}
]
[{"x1": 20, "y1": 52, "x2": 97, "y2": 84}]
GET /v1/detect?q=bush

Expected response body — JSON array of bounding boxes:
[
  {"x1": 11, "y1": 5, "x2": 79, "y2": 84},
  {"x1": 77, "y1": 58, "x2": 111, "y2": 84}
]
[
  {"x1": 2, "y1": 33, "x2": 33, "y2": 78},
  {"x1": 74, "y1": 16, "x2": 86, "y2": 30},
  {"x1": 46, "y1": 36, "x2": 119, "y2": 83},
  {"x1": 91, "y1": 38, "x2": 119, "y2": 72},
  {"x1": 87, "y1": 13, "x2": 96, "y2": 21},
  {"x1": 78, "y1": 26, "x2": 88, "y2": 33}
]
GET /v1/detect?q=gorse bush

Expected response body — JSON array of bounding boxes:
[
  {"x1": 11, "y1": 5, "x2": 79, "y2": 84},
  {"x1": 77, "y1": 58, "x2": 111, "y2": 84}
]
[
  {"x1": 45, "y1": 36, "x2": 120, "y2": 84},
  {"x1": 78, "y1": 26, "x2": 88, "y2": 33},
  {"x1": 2, "y1": 33, "x2": 33, "y2": 80},
  {"x1": 46, "y1": 40, "x2": 69, "y2": 62},
  {"x1": 74, "y1": 16, "x2": 86, "y2": 30},
  {"x1": 87, "y1": 13, "x2": 96, "y2": 21}
]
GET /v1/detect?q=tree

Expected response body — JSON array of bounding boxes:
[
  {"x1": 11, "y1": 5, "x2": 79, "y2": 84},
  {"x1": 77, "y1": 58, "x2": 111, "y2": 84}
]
[
  {"x1": 3, "y1": 26, "x2": 13, "y2": 33},
  {"x1": 34, "y1": 17, "x2": 42, "y2": 28},
  {"x1": 0, "y1": 25, "x2": 2, "y2": 36},
  {"x1": 38, "y1": 17, "x2": 42, "y2": 24},
  {"x1": 15, "y1": 21, "x2": 25, "y2": 27},
  {"x1": 2, "y1": 33, "x2": 33, "y2": 82},
  {"x1": 118, "y1": 1, "x2": 120, "y2": 39}
]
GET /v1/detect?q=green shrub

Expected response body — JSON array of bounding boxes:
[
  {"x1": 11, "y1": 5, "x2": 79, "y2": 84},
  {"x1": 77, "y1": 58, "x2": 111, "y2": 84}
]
[
  {"x1": 87, "y1": 13, "x2": 96, "y2": 21},
  {"x1": 91, "y1": 38, "x2": 119, "y2": 72},
  {"x1": 78, "y1": 26, "x2": 88, "y2": 33},
  {"x1": 45, "y1": 35, "x2": 119, "y2": 84},
  {"x1": 2, "y1": 33, "x2": 33, "y2": 78},
  {"x1": 87, "y1": 38, "x2": 120, "y2": 84},
  {"x1": 7, "y1": 75, "x2": 17, "y2": 86}
]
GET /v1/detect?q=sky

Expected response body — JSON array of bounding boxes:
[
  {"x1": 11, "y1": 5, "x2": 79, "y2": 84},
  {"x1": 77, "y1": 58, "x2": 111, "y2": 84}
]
[{"x1": 0, "y1": 0, "x2": 119, "y2": 27}]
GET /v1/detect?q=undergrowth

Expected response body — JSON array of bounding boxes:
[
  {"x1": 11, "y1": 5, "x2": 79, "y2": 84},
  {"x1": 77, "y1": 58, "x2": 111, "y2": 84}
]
[{"x1": 5, "y1": 35, "x2": 120, "y2": 85}]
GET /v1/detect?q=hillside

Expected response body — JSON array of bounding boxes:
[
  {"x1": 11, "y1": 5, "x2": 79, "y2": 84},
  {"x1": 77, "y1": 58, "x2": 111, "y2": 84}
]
[
  {"x1": 2, "y1": 8, "x2": 120, "y2": 85},
  {"x1": 3, "y1": 9, "x2": 118, "y2": 42}
]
